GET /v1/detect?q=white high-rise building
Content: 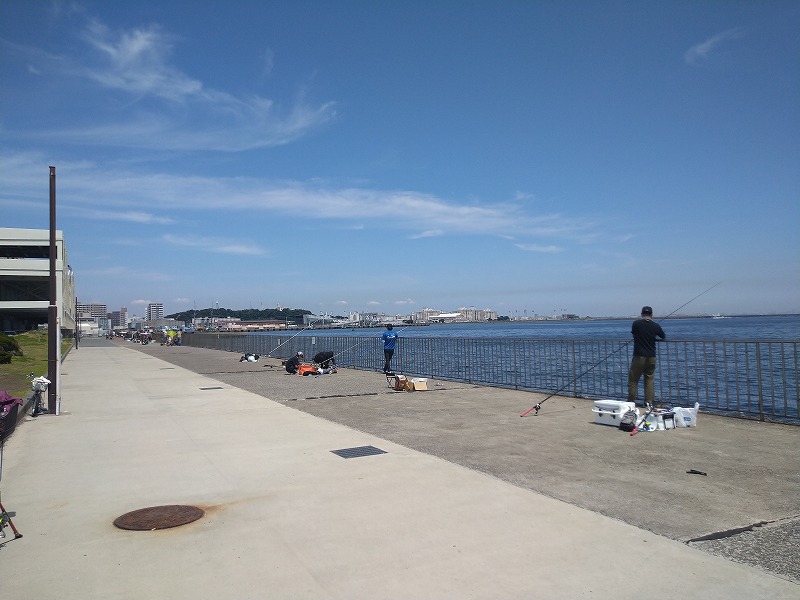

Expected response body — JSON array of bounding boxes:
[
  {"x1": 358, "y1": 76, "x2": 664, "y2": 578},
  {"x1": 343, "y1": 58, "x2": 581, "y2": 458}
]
[{"x1": 146, "y1": 302, "x2": 164, "y2": 321}]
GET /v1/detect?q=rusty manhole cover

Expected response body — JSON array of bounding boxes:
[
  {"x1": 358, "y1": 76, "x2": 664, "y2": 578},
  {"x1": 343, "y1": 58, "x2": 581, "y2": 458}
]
[{"x1": 114, "y1": 505, "x2": 204, "y2": 531}]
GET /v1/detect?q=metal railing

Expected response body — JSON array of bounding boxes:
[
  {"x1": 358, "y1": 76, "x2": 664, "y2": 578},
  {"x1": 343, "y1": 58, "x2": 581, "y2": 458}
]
[{"x1": 183, "y1": 333, "x2": 799, "y2": 422}]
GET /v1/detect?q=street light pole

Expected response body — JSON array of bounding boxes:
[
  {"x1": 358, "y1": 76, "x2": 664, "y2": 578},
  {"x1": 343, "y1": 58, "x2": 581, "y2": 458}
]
[{"x1": 47, "y1": 166, "x2": 58, "y2": 414}]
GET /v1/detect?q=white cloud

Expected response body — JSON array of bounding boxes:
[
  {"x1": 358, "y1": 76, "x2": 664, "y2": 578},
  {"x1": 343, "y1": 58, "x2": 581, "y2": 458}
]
[
  {"x1": 411, "y1": 229, "x2": 444, "y2": 239},
  {"x1": 685, "y1": 28, "x2": 744, "y2": 65},
  {"x1": 515, "y1": 243, "x2": 563, "y2": 253},
  {"x1": 80, "y1": 20, "x2": 201, "y2": 101},
  {"x1": 0, "y1": 152, "x2": 608, "y2": 251},
  {"x1": 10, "y1": 17, "x2": 336, "y2": 151},
  {"x1": 161, "y1": 233, "x2": 266, "y2": 256},
  {"x1": 66, "y1": 206, "x2": 175, "y2": 224}
]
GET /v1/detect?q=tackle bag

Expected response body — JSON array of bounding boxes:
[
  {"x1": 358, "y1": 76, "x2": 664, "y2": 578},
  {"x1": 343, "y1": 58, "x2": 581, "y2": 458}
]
[
  {"x1": 619, "y1": 409, "x2": 638, "y2": 432},
  {"x1": 298, "y1": 364, "x2": 317, "y2": 376}
]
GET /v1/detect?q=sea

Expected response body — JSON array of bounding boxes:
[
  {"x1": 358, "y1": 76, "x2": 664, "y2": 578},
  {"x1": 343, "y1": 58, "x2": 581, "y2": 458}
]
[{"x1": 276, "y1": 315, "x2": 800, "y2": 342}]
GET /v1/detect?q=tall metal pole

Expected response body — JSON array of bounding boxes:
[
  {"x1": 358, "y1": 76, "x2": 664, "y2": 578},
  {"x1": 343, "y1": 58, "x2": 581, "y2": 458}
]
[{"x1": 48, "y1": 166, "x2": 58, "y2": 414}]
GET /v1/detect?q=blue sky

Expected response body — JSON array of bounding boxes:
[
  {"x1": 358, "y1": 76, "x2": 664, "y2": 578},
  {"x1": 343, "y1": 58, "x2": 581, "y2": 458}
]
[{"x1": 2, "y1": 1, "x2": 798, "y2": 318}]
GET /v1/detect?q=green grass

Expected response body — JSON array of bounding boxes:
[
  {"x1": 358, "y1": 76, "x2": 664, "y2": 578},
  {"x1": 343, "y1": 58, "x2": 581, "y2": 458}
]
[{"x1": 0, "y1": 330, "x2": 73, "y2": 399}]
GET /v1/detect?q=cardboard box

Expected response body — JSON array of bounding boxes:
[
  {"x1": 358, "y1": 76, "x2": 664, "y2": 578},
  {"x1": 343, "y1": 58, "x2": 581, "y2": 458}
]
[{"x1": 410, "y1": 377, "x2": 428, "y2": 391}]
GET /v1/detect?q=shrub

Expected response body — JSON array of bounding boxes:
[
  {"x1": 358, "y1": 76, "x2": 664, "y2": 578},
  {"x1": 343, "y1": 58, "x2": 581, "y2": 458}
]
[
  {"x1": 0, "y1": 350, "x2": 12, "y2": 364},
  {"x1": 0, "y1": 333, "x2": 23, "y2": 356}
]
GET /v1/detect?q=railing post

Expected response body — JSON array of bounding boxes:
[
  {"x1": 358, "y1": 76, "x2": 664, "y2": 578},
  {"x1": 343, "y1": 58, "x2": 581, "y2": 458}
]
[
  {"x1": 756, "y1": 343, "x2": 764, "y2": 421},
  {"x1": 571, "y1": 340, "x2": 577, "y2": 397},
  {"x1": 466, "y1": 338, "x2": 472, "y2": 383}
]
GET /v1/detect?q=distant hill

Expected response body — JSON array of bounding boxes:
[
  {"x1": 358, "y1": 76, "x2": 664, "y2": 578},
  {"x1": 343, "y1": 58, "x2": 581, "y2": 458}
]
[{"x1": 166, "y1": 307, "x2": 312, "y2": 324}]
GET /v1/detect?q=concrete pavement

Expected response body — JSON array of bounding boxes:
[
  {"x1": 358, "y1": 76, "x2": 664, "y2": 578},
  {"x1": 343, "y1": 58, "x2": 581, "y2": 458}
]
[{"x1": 0, "y1": 338, "x2": 797, "y2": 599}]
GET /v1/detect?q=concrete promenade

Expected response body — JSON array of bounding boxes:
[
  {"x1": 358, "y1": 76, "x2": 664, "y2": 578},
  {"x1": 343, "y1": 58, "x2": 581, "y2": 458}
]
[{"x1": 0, "y1": 338, "x2": 797, "y2": 599}]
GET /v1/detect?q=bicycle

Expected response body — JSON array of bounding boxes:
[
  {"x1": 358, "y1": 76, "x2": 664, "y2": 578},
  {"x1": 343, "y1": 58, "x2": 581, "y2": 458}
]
[{"x1": 28, "y1": 373, "x2": 51, "y2": 418}]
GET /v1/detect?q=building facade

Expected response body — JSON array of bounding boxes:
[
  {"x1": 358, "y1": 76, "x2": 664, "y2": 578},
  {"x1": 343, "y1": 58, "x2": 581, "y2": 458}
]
[
  {"x1": 412, "y1": 306, "x2": 498, "y2": 323},
  {"x1": 110, "y1": 307, "x2": 128, "y2": 328},
  {"x1": 0, "y1": 227, "x2": 76, "y2": 334},
  {"x1": 76, "y1": 303, "x2": 108, "y2": 320},
  {"x1": 146, "y1": 303, "x2": 164, "y2": 322}
]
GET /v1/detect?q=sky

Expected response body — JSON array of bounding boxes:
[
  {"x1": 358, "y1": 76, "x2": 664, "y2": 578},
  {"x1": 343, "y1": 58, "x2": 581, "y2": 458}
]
[{"x1": 1, "y1": 1, "x2": 798, "y2": 319}]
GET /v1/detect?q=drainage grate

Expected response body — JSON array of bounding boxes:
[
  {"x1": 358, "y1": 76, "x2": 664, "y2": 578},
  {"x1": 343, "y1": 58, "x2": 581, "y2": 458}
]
[
  {"x1": 331, "y1": 445, "x2": 387, "y2": 459},
  {"x1": 113, "y1": 505, "x2": 205, "y2": 531},
  {"x1": 199, "y1": 386, "x2": 223, "y2": 390}
]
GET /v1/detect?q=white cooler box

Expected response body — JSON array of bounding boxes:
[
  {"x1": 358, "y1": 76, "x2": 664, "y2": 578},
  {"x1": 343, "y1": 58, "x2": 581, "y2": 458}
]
[{"x1": 592, "y1": 400, "x2": 637, "y2": 426}]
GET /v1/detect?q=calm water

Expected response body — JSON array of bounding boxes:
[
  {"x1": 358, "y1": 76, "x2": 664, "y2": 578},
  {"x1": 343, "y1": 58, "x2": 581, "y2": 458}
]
[{"x1": 274, "y1": 315, "x2": 800, "y2": 342}]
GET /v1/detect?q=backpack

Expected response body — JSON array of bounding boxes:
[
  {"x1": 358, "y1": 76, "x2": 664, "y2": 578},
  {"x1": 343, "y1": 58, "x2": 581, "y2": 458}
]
[{"x1": 619, "y1": 409, "x2": 638, "y2": 432}]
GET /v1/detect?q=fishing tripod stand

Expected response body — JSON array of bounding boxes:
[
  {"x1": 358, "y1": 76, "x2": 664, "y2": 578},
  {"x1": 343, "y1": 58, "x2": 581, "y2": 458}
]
[{"x1": 0, "y1": 494, "x2": 23, "y2": 545}]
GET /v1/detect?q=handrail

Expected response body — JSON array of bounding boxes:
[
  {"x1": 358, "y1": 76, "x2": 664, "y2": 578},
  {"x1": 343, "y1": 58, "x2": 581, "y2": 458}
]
[{"x1": 182, "y1": 333, "x2": 799, "y2": 423}]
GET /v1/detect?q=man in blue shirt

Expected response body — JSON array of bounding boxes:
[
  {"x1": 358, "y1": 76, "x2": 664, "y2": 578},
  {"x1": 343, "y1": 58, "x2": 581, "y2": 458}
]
[
  {"x1": 381, "y1": 324, "x2": 399, "y2": 373},
  {"x1": 627, "y1": 306, "x2": 666, "y2": 406}
]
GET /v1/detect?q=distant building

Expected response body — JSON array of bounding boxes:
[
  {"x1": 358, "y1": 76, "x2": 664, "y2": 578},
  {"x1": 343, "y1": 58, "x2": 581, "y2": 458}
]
[
  {"x1": 0, "y1": 227, "x2": 76, "y2": 334},
  {"x1": 110, "y1": 307, "x2": 128, "y2": 328},
  {"x1": 146, "y1": 302, "x2": 164, "y2": 321},
  {"x1": 76, "y1": 303, "x2": 108, "y2": 320},
  {"x1": 192, "y1": 316, "x2": 238, "y2": 329},
  {"x1": 412, "y1": 306, "x2": 497, "y2": 323},
  {"x1": 226, "y1": 319, "x2": 287, "y2": 331}
]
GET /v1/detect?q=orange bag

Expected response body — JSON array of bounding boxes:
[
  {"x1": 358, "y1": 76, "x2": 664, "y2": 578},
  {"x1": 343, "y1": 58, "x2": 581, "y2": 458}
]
[{"x1": 298, "y1": 364, "x2": 317, "y2": 376}]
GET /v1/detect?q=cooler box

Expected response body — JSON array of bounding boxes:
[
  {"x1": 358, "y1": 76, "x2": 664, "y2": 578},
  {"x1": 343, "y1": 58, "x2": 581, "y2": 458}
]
[{"x1": 592, "y1": 400, "x2": 636, "y2": 426}]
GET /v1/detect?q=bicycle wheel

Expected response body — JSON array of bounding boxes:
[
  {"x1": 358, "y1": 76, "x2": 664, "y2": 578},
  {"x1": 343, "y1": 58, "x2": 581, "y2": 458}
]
[{"x1": 30, "y1": 392, "x2": 40, "y2": 417}]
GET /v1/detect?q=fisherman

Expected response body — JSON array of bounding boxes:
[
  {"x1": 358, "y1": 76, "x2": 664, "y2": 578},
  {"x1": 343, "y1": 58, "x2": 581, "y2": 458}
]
[
  {"x1": 627, "y1": 306, "x2": 666, "y2": 406},
  {"x1": 313, "y1": 350, "x2": 335, "y2": 370},
  {"x1": 381, "y1": 324, "x2": 399, "y2": 373},
  {"x1": 285, "y1": 351, "x2": 304, "y2": 374}
]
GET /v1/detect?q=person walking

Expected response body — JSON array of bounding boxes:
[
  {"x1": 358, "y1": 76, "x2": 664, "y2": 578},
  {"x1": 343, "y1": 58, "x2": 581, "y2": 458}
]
[
  {"x1": 628, "y1": 306, "x2": 666, "y2": 406},
  {"x1": 381, "y1": 324, "x2": 399, "y2": 373}
]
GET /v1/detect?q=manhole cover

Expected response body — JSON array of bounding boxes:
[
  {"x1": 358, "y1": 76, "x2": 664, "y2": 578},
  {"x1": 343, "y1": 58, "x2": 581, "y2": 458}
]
[{"x1": 113, "y1": 505, "x2": 204, "y2": 530}]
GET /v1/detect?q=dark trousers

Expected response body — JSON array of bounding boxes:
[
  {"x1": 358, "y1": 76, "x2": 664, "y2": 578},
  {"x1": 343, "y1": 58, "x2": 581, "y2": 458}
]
[
  {"x1": 383, "y1": 349, "x2": 394, "y2": 372},
  {"x1": 628, "y1": 356, "x2": 657, "y2": 405}
]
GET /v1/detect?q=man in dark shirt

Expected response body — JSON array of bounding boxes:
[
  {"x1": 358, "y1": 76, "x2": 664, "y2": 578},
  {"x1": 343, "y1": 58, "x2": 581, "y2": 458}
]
[
  {"x1": 313, "y1": 351, "x2": 335, "y2": 370},
  {"x1": 627, "y1": 306, "x2": 666, "y2": 406},
  {"x1": 285, "y1": 351, "x2": 304, "y2": 374}
]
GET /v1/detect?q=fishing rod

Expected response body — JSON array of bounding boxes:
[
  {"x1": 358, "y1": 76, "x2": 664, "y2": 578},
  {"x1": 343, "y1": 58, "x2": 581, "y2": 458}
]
[
  {"x1": 520, "y1": 282, "x2": 722, "y2": 417},
  {"x1": 265, "y1": 315, "x2": 328, "y2": 357}
]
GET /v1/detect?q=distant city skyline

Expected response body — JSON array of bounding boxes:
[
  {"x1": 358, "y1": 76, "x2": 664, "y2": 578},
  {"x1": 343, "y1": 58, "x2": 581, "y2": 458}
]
[{"x1": 2, "y1": 2, "x2": 798, "y2": 317}]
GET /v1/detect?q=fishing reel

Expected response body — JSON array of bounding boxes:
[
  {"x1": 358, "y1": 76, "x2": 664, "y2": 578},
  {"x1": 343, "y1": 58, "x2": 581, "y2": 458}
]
[{"x1": 532, "y1": 403, "x2": 542, "y2": 415}]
